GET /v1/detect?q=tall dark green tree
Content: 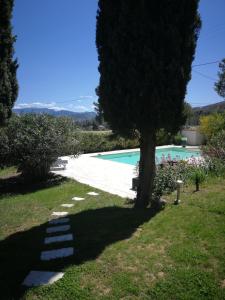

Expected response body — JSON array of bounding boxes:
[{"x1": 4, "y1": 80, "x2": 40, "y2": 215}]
[
  {"x1": 96, "y1": 0, "x2": 201, "y2": 207},
  {"x1": 215, "y1": 58, "x2": 225, "y2": 99},
  {"x1": 0, "y1": 0, "x2": 18, "y2": 125}
]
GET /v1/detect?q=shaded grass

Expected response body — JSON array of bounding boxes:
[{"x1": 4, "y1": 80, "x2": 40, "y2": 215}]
[{"x1": 0, "y1": 169, "x2": 224, "y2": 299}]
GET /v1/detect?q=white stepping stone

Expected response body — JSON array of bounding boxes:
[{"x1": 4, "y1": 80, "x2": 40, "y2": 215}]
[
  {"x1": 44, "y1": 234, "x2": 73, "y2": 244},
  {"x1": 41, "y1": 247, "x2": 74, "y2": 261},
  {"x1": 49, "y1": 217, "x2": 69, "y2": 225},
  {"x1": 52, "y1": 211, "x2": 68, "y2": 217},
  {"x1": 61, "y1": 204, "x2": 74, "y2": 208},
  {"x1": 46, "y1": 225, "x2": 70, "y2": 234},
  {"x1": 87, "y1": 192, "x2": 99, "y2": 196},
  {"x1": 72, "y1": 197, "x2": 85, "y2": 201},
  {"x1": 22, "y1": 270, "x2": 64, "y2": 287}
]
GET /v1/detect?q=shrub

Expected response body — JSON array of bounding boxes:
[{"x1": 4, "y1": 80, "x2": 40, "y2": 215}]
[
  {"x1": 79, "y1": 131, "x2": 139, "y2": 153},
  {"x1": 152, "y1": 164, "x2": 178, "y2": 202},
  {"x1": 200, "y1": 113, "x2": 225, "y2": 140},
  {"x1": 188, "y1": 166, "x2": 206, "y2": 191},
  {"x1": 156, "y1": 129, "x2": 172, "y2": 146},
  {"x1": 0, "y1": 127, "x2": 10, "y2": 168},
  {"x1": 173, "y1": 133, "x2": 183, "y2": 145},
  {"x1": 79, "y1": 129, "x2": 182, "y2": 154},
  {"x1": 1, "y1": 114, "x2": 80, "y2": 180},
  {"x1": 202, "y1": 130, "x2": 225, "y2": 177},
  {"x1": 135, "y1": 158, "x2": 208, "y2": 202}
]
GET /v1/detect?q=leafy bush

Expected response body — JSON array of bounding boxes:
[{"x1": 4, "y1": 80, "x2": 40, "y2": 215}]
[
  {"x1": 173, "y1": 133, "x2": 183, "y2": 145},
  {"x1": 152, "y1": 164, "x2": 178, "y2": 202},
  {"x1": 135, "y1": 158, "x2": 208, "y2": 202},
  {"x1": 188, "y1": 166, "x2": 206, "y2": 191},
  {"x1": 0, "y1": 127, "x2": 10, "y2": 168},
  {"x1": 152, "y1": 160, "x2": 198, "y2": 201},
  {"x1": 79, "y1": 131, "x2": 139, "y2": 153},
  {"x1": 156, "y1": 129, "x2": 172, "y2": 146},
  {"x1": 200, "y1": 113, "x2": 225, "y2": 140},
  {"x1": 0, "y1": 114, "x2": 80, "y2": 180},
  {"x1": 202, "y1": 130, "x2": 225, "y2": 177},
  {"x1": 79, "y1": 129, "x2": 182, "y2": 154}
]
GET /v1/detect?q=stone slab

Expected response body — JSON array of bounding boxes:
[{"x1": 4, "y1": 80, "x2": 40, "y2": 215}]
[
  {"x1": 51, "y1": 212, "x2": 68, "y2": 217},
  {"x1": 72, "y1": 197, "x2": 85, "y2": 201},
  {"x1": 46, "y1": 225, "x2": 70, "y2": 234},
  {"x1": 87, "y1": 192, "x2": 99, "y2": 196},
  {"x1": 22, "y1": 270, "x2": 64, "y2": 287},
  {"x1": 44, "y1": 234, "x2": 73, "y2": 244},
  {"x1": 61, "y1": 204, "x2": 74, "y2": 208},
  {"x1": 49, "y1": 217, "x2": 69, "y2": 225},
  {"x1": 41, "y1": 247, "x2": 74, "y2": 261}
]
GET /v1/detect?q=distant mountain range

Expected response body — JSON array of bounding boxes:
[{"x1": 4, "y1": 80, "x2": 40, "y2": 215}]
[
  {"x1": 13, "y1": 100, "x2": 225, "y2": 123},
  {"x1": 188, "y1": 100, "x2": 225, "y2": 125},
  {"x1": 193, "y1": 100, "x2": 225, "y2": 113},
  {"x1": 13, "y1": 107, "x2": 96, "y2": 121}
]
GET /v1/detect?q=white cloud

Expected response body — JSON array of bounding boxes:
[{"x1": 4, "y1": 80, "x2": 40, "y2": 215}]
[
  {"x1": 74, "y1": 105, "x2": 90, "y2": 112},
  {"x1": 79, "y1": 95, "x2": 94, "y2": 99},
  {"x1": 14, "y1": 102, "x2": 63, "y2": 111},
  {"x1": 14, "y1": 101, "x2": 94, "y2": 113}
]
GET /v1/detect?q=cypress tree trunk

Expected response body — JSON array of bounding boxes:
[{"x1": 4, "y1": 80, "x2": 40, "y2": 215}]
[{"x1": 136, "y1": 132, "x2": 156, "y2": 208}]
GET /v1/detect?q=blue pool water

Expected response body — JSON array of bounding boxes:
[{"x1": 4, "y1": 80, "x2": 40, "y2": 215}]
[{"x1": 95, "y1": 147, "x2": 201, "y2": 166}]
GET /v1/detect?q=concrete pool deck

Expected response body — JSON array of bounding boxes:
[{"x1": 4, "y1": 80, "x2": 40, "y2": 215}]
[{"x1": 53, "y1": 145, "x2": 200, "y2": 199}]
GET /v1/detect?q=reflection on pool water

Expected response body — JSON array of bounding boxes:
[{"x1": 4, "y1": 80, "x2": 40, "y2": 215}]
[{"x1": 95, "y1": 147, "x2": 201, "y2": 166}]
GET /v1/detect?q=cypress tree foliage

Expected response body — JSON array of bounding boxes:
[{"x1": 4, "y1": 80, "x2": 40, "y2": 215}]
[
  {"x1": 96, "y1": 0, "x2": 201, "y2": 208},
  {"x1": 215, "y1": 58, "x2": 225, "y2": 99},
  {"x1": 0, "y1": 0, "x2": 18, "y2": 125}
]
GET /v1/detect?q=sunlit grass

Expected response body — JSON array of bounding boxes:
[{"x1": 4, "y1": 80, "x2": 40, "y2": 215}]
[{"x1": 0, "y1": 168, "x2": 224, "y2": 299}]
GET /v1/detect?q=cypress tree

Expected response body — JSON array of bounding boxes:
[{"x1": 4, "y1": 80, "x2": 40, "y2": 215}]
[
  {"x1": 215, "y1": 58, "x2": 225, "y2": 99},
  {"x1": 96, "y1": 0, "x2": 201, "y2": 208},
  {"x1": 0, "y1": 0, "x2": 18, "y2": 125}
]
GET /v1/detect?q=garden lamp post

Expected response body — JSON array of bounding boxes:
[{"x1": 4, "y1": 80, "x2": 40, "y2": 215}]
[{"x1": 174, "y1": 180, "x2": 183, "y2": 205}]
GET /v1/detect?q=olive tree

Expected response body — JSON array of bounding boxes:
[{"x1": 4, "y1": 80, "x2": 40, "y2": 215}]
[{"x1": 0, "y1": 114, "x2": 79, "y2": 180}]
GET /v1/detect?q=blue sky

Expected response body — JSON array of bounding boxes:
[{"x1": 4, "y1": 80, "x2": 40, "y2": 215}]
[{"x1": 13, "y1": 0, "x2": 225, "y2": 112}]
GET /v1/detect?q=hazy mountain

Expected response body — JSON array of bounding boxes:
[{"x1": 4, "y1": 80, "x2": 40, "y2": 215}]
[
  {"x1": 193, "y1": 100, "x2": 225, "y2": 113},
  {"x1": 13, "y1": 107, "x2": 96, "y2": 121},
  {"x1": 188, "y1": 100, "x2": 225, "y2": 125}
]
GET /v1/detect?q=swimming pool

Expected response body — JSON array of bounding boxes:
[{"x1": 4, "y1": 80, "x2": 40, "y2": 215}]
[{"x1": 95, "y1": 147, "x2": 201, "y2": 166}]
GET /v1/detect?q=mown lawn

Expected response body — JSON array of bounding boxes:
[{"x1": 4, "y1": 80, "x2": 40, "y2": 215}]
[{"x1": 0, "y1": 168, "x2": 225, "y2": 300}]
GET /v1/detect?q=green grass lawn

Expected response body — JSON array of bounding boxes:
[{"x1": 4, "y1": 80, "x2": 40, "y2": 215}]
[{"x1": 0, "y1": 168, "x2": 225, "y2": 300}]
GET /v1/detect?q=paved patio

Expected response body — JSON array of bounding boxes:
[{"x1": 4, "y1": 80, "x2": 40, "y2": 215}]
[{"x1": 53, "y1": 149, "x2": 138, "y2": 199}]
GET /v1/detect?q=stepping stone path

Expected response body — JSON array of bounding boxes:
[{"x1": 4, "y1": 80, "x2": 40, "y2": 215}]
[
  {"x1": 23, "y1": 271, "x2": 64, "y2": 287},
  {"x1": 52, "y1": 211, "x2": 68, "y2": 217},
  {"x1": 44, "y1": 234, "x2": 73, "y2": 245},
  {"x1": 49, "y1": 217, "x2": 69, "y2": 225},
  {"x1": 87, "y1": 192, "x2": 99, "y2": 196},
  {"x1": 46, "y1": 225, "x2": 70, "y2": 234},
  {"x1": 61, "y1": 204, "x2": 74, "y2": 208},
  {"x1": 41, "y1": 247, "x2": 74, "y2": 261},
  {"x1": 22, "y1": 191, "x2": 99, "y2": 287},
  {"x1": 72, "y1": 196, "x2": 85, "y2": 201}
]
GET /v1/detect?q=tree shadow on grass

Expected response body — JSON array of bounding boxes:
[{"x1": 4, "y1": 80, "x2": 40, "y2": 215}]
[
  {"x1": 0, "y1": 206, "x2": 159, "y2": 299},
  {"x1": 0, "y1": 173, "x2": 67, "y2": 199}
]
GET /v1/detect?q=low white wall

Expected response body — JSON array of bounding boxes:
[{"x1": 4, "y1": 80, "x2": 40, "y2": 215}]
[{"x1": 181, "y1": 128, "x2": 205, "y2": 146}]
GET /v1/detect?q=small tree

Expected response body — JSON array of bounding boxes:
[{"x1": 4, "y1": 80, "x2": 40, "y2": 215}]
[
  {"x1": 199, "y1": 113, "x2": 225, "y2": 140},
  {"x1": 0, "y1": 0, "x2": 18, "y2": 125},
  {"x1": 96, "y1": 0, "x2": 201, "y2": 207},
  {"x1": 215, "y1": 58, "x2": 225, "y2": 99},
  {"x1": 1, "y1": 114, "x2": 79, "y2": 180}
]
